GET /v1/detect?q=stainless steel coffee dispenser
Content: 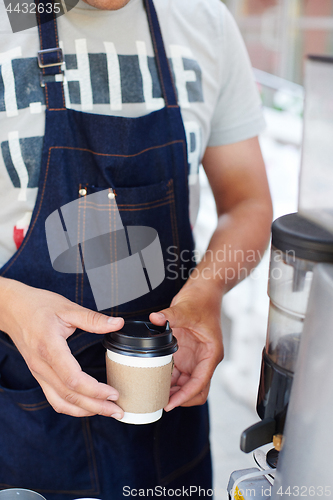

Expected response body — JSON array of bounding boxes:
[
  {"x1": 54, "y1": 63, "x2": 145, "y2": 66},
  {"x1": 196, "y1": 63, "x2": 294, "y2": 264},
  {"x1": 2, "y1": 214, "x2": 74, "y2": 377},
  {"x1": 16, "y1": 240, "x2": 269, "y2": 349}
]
[{"x1": 240, "y1": 212, "x2": 333, "y2": 462}]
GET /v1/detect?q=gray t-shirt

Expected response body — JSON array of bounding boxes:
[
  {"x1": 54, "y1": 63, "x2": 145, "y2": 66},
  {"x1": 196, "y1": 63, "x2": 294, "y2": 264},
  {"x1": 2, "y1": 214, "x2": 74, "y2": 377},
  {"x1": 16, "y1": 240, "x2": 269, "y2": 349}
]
[{"x1": 0, "y1": 0, "x2": 265, "y2": 268}]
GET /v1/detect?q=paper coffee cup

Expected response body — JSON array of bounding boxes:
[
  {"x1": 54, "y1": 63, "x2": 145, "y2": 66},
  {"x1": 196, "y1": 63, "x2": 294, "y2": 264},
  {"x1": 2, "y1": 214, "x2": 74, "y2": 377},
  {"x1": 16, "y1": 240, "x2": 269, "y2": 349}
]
[{"x1": 103, "y1": 321, "x2": 178, "y2": 425}]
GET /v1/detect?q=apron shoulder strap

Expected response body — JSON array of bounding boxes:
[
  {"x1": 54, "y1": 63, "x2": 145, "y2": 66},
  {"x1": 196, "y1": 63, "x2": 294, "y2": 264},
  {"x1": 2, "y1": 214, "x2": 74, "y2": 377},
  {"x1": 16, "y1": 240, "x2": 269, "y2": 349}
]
[
  {"x1": 35, "y1": 0, "x2": 66, "y2": 110},
  {"x1": 144, "y1": 0, "x2": 179, "y2": 108}
]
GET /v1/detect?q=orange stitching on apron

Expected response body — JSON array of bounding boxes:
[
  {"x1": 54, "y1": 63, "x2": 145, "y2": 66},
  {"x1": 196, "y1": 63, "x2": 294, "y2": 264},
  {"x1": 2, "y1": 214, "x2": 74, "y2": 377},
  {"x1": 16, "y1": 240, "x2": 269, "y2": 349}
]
[
  {"x1": 170, "y1": 184, "x2": 179, "y2": 252},
  {"x1": 165, "y1": 180, "x2": 181, "y2": 288},
  {"x1": 16, "y1": 401, "x2": 48, "y2": 408},
  {"x1": 181, "y1": 139, "x2": 189, "y2": 177},
  {"x1": 119, "y1": 200, "x2": 172, "y2": 211},
  {"x1": 17, "y1": 402, "x2": 50, "y2": 412},
  {"x1": 81, "y1": 193, "x2": 87, "y2": 305},
  {"x1": 167, "y1": 180, "x2": 178, "y2": 255},
  {"x1": 15, "y1": 400, "x2": 47, "y2": 407},
  {"x1": 45, "y1": 84, "x2": 49, "y2": 109},
  {"x1": 81, "y1": 199, "x2": 172, "y2": 213},
  {"x1": 170, "y1": 186, "x2": 182, "y2": 288},
  {"x1": 38, "y1": 51, "x2": 66, "y2": 111},
  {"x1": 108, "y1": 189, "x2": 114, "y2": 314},
  {"x1": 88, "y1": 191, "x2": 172, "y2": 208},
  {"x1": 108, "y1": 190, "x2": 112, "y2": 311},
  {"x1": 81, "y1": 192, "x2": 172, "y2": 207},
  {"x1": 76, "y1": 184, "x2": 82, "y2": 304},
  {"x1": 81, "y1": 190, "x2": 173, "y2": 207},
  {"x1": 111, "y1": 193, "x2": 116, "y2": 312},
  {"x1": 113, "y1": 195, "x2": 119, "y2": 314},
  {"x1": 48, "y1": 140, "x2": 184, "y2": 157},
  {"x1": 82, "y1": 195, "x2": 172, "y2": 209}
]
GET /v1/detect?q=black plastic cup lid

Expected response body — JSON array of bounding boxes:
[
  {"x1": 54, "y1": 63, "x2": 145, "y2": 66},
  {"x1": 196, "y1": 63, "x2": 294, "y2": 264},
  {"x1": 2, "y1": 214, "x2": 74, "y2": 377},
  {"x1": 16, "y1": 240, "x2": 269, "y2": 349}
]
[
  {"x1": 272, "y1": 212, "x2": 333, "y2": 263},
  {"x1": 103, "y1": 320, "x2": 178, "y2": 357}
]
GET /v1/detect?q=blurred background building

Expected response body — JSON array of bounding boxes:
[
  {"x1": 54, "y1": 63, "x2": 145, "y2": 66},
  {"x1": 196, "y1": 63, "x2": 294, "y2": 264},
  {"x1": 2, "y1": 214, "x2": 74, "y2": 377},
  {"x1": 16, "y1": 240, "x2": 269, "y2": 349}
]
[
  {"x1": 224, "y1": 0, "x2": 333, "y2": 84},
  {"x1": 200, "y1": 1, "x2": 333, "y2": 498}
]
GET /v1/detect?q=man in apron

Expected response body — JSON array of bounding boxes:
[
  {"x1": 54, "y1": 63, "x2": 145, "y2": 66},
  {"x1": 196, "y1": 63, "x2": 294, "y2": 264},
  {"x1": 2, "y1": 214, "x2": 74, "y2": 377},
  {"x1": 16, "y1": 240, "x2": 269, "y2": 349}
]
[{"x1": 0, "y1": 0, "x2": 272, "y2": 497}]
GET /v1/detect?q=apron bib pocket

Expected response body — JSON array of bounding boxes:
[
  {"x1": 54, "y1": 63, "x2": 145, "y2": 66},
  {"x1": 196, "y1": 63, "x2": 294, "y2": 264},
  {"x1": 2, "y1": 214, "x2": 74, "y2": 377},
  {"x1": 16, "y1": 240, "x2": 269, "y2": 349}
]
[{"x1": 75, "y1": 180, "x2": 182, "y2": 317}]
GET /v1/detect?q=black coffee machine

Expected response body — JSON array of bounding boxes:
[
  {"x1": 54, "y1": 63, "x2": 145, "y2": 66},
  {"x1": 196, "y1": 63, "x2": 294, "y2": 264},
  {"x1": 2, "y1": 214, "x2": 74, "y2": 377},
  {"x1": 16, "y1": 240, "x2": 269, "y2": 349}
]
[{"x1": 240, "y1": 212, "x2": 333, "y2": 467}]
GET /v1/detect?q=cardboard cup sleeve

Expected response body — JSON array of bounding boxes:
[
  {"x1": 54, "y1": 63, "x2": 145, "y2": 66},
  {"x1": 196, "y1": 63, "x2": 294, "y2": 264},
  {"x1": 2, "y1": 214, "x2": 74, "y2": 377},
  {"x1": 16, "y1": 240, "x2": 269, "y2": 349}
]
[{"x1": 106, "y1": 351, "x2": 173, "y2": 414}]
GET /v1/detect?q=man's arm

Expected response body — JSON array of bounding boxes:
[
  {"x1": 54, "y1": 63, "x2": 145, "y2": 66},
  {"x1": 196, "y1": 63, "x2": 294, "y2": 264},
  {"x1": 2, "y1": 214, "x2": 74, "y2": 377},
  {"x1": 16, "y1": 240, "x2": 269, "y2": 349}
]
[{"x1": 150, "y1": 136, "x2": 273, "y2": 410}]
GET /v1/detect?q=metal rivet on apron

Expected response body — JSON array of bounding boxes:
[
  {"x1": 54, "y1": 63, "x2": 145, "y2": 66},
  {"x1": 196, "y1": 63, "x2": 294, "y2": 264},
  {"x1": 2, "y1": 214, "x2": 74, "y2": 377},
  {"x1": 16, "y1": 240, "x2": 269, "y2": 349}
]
[
  {"x1": 108, "y1": 191, "x2": 115, "y2": 200},
  {"x1": 79, "y1": 188, "x2": 87, "y2": 196}
]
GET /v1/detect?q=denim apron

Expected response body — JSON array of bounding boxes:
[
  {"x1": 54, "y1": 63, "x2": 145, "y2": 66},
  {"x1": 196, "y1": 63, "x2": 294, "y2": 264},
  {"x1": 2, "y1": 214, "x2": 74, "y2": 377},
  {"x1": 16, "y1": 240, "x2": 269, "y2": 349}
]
[{"x1": 0, "y1": 1, "x2": 212, "y2": 497}]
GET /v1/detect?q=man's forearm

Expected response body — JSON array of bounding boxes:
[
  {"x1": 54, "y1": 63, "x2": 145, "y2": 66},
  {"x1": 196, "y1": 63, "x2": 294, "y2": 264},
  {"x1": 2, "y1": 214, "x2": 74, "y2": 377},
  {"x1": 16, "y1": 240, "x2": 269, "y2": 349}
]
[
  {"x1": 185, "y1": 197, "x2": 272, "y2": 297},
  {"x1": 0, "y1": 277, "x2": 22, "y2": 335},
  {"x1": 182, "y1": 138, "x2": 273, "y2": 299}
]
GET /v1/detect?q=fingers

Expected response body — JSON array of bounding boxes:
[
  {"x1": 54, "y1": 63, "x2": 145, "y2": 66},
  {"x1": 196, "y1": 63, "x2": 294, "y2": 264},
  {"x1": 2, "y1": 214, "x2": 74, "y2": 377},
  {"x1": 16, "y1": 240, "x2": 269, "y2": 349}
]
[
  {"x1": 151, "y1": 304, "x2": 221, "y2": 412},
  {"x1": 31, "y1": 334, "x2": 117, "y2": 399},
  {"x1": 31, "y1": 356, "x2": 124, "y2": 419},
  {"x1": 165, "y1": 378, "x2": 211, "y2": 411},
  {"x1": 37, "y1": 307, "x2": 126, "y2": 416},
  {"x1": 28, "y1": 335, "x2": 125, "y2": 418},
  {"x1": 179, "y1": 383, "x2": 210, "y2": 408},
  {"x1": 149, "y1": 307, "x2": 178, "y2": 328},
  {"x1": 164, "y1": 374, "x2": 202, "y2": 411},
  {"x1": 59, "y1": 306, "x2": 124, "y2": 335},
  {"x1": 52, "y1": 306, "x2": 125, "y2": 415},
  {"x1": 165, "y1": 354, "x2": 214, "y2": 411},
  {"x1": 3, "y1": 284, "x2": 126, "y2": 418},
  {"x1": 37, "y1": 377, "x2": 124, "y2": 419}
]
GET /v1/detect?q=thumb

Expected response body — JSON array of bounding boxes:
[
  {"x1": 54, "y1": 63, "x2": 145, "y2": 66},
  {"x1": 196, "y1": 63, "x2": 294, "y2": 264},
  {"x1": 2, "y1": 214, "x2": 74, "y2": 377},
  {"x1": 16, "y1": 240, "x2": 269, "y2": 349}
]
[
  {"x1": 150, "y1": 306, "x2": 180, "y2": 329},
  {"x1": 61, "y1": 306, "x2": 124, "y2": 334}
]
